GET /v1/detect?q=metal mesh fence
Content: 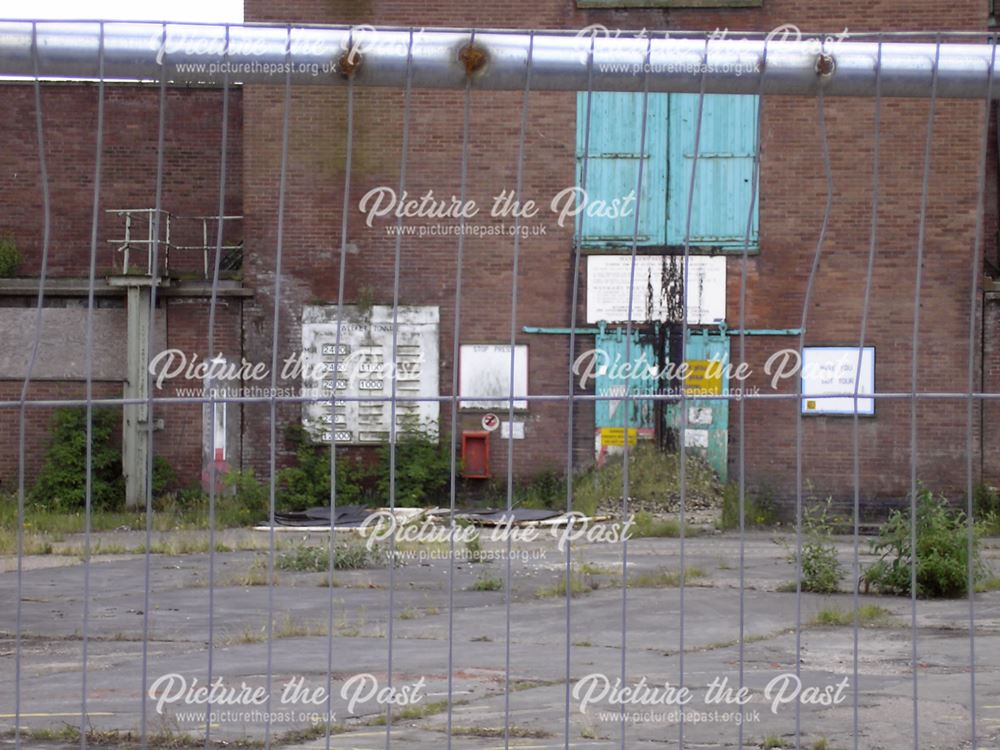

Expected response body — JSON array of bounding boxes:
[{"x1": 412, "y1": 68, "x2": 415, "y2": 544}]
[{"x1": 1, "y1": 20, "x2": 999, "y2": 750}]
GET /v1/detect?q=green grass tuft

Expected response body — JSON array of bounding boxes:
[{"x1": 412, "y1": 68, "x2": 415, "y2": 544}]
[{"x1": 811, "y1": 604, "x2": 897, "y2": 628}]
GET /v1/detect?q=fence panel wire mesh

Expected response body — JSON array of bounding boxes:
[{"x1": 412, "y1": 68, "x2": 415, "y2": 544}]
[{"x1": 1, "y1": 20, "x2": 999, "y2": 750}]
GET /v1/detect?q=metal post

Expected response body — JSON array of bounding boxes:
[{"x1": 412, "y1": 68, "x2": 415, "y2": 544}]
[
  {"x1": 123, "y1": 212, "x2": 131, "y2": 274},
  {"x1": 166, "y1": 212, "x2": 172, "y2": 276},
  {"x1": 108, "y1": 265, "x2": 169, "y2": 507}
]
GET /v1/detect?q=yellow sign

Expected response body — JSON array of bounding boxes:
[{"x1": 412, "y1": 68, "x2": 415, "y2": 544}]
[
  {"x1": 600, "y1": 427, "x2": 638, "y2": 447},
  {"x1": 684, "y1": 359, "x2": 723, "y2": 395}
]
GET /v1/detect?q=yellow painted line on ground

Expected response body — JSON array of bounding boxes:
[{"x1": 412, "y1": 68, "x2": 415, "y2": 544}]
[
  {"x1": 0, "y1": 711, "x2": 114, "y2": 719},
  {"x1": 0, "y1": 712, "x2": 114, "y2": 718}
]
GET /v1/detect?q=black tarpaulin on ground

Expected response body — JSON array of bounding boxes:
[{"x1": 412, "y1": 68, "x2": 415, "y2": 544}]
[
  {"x1": 433, "y1": 508, "x2": 565, "y2": 525},
  {"x1": 273, "y1": 505, "x2": 372, "y2": 527}
]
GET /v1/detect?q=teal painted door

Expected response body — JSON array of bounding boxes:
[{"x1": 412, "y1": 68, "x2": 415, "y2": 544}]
[
  {"x1": 666, "y1": 94, "x2": 759, "y2": 249},
  {"x1": 576, "y1": 92, "x2": 668, "y2": 247},
  {"x1": 666, "y1": 329, "x2": 730, "y2": 480},
  {"x1": 593, "y1": 326, "x2": 659, "y2": 457}
]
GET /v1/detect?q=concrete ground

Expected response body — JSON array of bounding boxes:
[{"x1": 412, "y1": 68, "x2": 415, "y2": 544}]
[{"x1": 2, "y1": 526, "x2": 1000, "y2": 749}]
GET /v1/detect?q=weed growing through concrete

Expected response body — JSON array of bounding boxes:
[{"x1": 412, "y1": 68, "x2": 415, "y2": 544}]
[
  {"x1": 811, "y1": 604, "x2": 898, "y2": 628},
  {"x1": 470, "y1": 573, "x2": 504, "y2": 591},
  {"x1": 276, "y1": 542, "x2": 375, "y2": 572}
]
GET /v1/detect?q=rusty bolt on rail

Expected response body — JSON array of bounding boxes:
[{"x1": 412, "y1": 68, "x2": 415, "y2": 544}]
[
  {"x1": 815, "y1": 53, "x2": 836, "y2": 77},
  {"x1": 338, "y1": 49, "x2": 361, "y2": 79},
  {"x1": 458, "y1": 43, "x2": 488, "y2": 76}
]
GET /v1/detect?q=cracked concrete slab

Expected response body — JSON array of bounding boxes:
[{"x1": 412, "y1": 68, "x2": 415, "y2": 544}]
[{"x1": 1, "y1": 530, "x2": 998, "y2": 749}]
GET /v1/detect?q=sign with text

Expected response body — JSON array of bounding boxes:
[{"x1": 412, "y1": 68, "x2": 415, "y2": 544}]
[
  {"x1": 599, "y1": 427, "x2": 638, "y2": 447},
  {"x1": 801, "y1": 346, "x2": 875, "y2": 416},
  {"x1": 585, "y1": 255, "x2": 726, "y2": 325},
  {"x1": 684, "y1": 359, "x2": 724, "y2": 395},
  {"x1": 301, "y1": 305, "x2": 440, "y2": 444}
]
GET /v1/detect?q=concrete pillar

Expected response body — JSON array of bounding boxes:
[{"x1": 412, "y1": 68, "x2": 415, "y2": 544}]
[
  {"x1": 108, "y1": 275, "x2": 169, "y2": 507},
  {"x1": 123, "y1": 284, "x2": 150, "y2": 508}
]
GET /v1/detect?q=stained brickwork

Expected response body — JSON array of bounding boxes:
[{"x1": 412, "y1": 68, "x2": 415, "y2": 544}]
[
  {"x1": 2, "y1": 2, "x2": 999, "y2": 511},
  {"x1": 239, "y1": 0, "x2": 995, "y2": 508}
]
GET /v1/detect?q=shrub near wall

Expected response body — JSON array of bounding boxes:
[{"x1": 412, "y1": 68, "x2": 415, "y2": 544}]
[
  {"x1": 0, "y1": 236, "x2": 21, "y2": 277},
  {"x1": 276, "y1": 425, "x2": 451, "y2": 511},
  {"x1": 28, "y1": 407, "x2": 174, "y2": 511},
  {"x1": 29, "y1": 408, "x2": 123, "y2": 511}
]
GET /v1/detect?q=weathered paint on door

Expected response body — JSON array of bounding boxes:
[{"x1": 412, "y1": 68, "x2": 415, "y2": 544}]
[
  {"x1": 667, "y1": 329, "x2": 730, "y2": 480},
  {"x1": 577, "y1": 93, "x2": 758, "y2": 250},
  {"x1": 575, "y1": 92, "x2": 668, "y2": 247},
  {"x1": 666, "y1": 94, "x2": 759, "y2": 249},
  {"x1": 593, "y1": 325, "x2": 659, "y2": 459}
]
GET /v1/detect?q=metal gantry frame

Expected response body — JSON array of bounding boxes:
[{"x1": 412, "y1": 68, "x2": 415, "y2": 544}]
[{"x1": 105, "y1": 208, "x2": 244, "y2": 278}]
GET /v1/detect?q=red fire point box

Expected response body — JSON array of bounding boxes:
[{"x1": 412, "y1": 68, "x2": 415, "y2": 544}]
[{"x1": 461, "y1": 430, "x2": 490, "y2": 479}]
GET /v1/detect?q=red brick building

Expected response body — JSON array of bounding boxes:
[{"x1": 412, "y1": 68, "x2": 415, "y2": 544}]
[
  {"x1": 0, "y1": 85, "x2": 245, "y2": 485},
  {"x1": 2, "y1": 0, "x2": 999, "y2": 514}
]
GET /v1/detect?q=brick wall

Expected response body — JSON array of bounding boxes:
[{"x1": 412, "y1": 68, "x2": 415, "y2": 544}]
[
  {"x1": 246, "y1": 0, "x2": 983, "y2": 31},
  {"x1": 4, "y1": 5, "x2": 994, "y2": 511},
  {"x1": 0, "y1": 83, "x2": 246, "y2": 492},
  {"x1": 0, "y1": 381, "x2": 121, "y2": 493},
  {"x1": 240, "y1": 84, "x2": 589, "y2": 480},
  {"x1": 741, "y1": 91, "x2": 988, "y2": 509},
  {"x1": 157, "y1": 296, "x2": 245, "y2": 485},
  {"x1": 0, "y1": 83, "x2": 242, "y2": 277},
  {"x1": 0, "y1": 295, "x2": 243, "y2": 492},
  {"x1": 238, "y1": 0, "x2": 993, "y2": 511}
]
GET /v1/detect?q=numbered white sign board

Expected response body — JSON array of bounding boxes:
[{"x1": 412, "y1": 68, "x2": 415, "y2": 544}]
[{"x1": 301, "y1": 305, "x2": 440, "y2": 444}]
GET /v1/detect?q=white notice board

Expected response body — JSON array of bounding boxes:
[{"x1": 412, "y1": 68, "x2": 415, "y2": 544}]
[
  {"x1": 459, "y1": 344, "x2": 528, "y2": 410},
  {"x1": 801, "y1": 347, "x2": 875, "y2": 416},
  {"x1": 586, "y1": 255, "x2": 726, "y2": 325}
]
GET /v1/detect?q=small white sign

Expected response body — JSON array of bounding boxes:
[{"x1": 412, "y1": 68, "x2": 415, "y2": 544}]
[
  {"x1": 801, "y1": 347, "x2": 875, "y2": 416},
  {"x1": 500, "y1": 421, "x2": 525, "y2": 440},
  {"x1": 684, "y1": 429, "x2": 709, "y2": 448},
  {"x1": 688, "y1": 407, "x2": 712, "y2": 426},
  {"x1": 301, "y1": 305, "x2": 440, "y2": 444},
  {"x1": 481, "y1": 413, "x2": 500, "y2": 432}
]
